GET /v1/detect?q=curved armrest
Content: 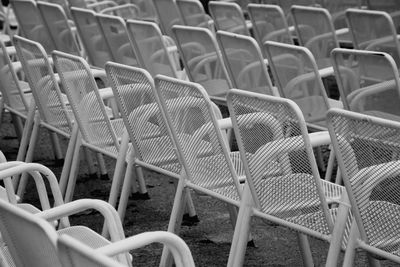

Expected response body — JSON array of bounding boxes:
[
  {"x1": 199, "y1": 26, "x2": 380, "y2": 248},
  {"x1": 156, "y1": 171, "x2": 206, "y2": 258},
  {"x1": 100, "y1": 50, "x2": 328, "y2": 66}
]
[
  {"x1": 97, "y1": 231, "x2": 195, "y2": 267},
  {"x1": 0, "y1": 162, "x2": 64, "y2": 210},
  {"x1": 352, "y1": 161, "x2": 400, "y2": 203},
  {"x1": 348, "y1": 79, "x2": 397, "y2": 110},
  {"x1": 37, "y1": 199, "x2": 126, "y2": 242},
  {"x1": 100, "y1": 3, "x2": 139, "y2": 15}
]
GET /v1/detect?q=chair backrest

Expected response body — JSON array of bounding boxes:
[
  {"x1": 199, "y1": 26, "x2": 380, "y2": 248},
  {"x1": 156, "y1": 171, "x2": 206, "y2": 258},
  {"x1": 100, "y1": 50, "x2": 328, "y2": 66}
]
[
  {"x1": 70, "y1": 7, "x2": 112, "y2": 68},
  {"x1": 327, "y1": 108, "x2": 400, "y2": 257},
  {"x1": 10, "y1": 0, "x2": 56, "y2": 53},
  {"x1": 208, "y1": 1, "x2": 250, "y2": 36},
  {"x1": 0, "y1": 40, "x2": 30, "y2": 114},
  {"x1": 13, "y1": 35, "x2": 73, "y2": 135},
  {"x1": 227, "y1": 89, "x2": 332, "y2": 232},
  {"x1": 52, "y1": 51, "x2": 119, "y2": 153},
  {"x1": 176, "y1": 0, "x2": 211, "y2": 28},
  {"x1": 129, "y1": 0, "x2": 157, "y2": 21},
  {"x1": 216, "y1": 30, "x2": 274, "y2": 95},
  {"x1": 126, "y1": 19, "x2": 178, "y2": 77},
  {"x1": 264, "y1": 41, "x2": 330, "y2": 129},
  {"x1": 152, "y1": 0, "x2": 183, "y2": 37},
  {"x1": 0, "y1": 199, "x2": 61, "y2": 267},
  {"x1": 171, "y1": 25, "x2": 231, "y2": 100},
  {"x1": 58, "y1": 235, "x2": 125, "y2": 267},
  {"x1": 154, "y1": 75, "x2": 241, "y2": 201},
  {"x1": 248, "y1": 4, "x2": 293, "y2": 46},
  {"x1": 290, "y1": 5, "x2": 338, "y2": 68},
  {"x1": 106, "y1": 62, "x2": 181, "y2": 174},
  {"x1": 37, "y1": 1, "x2": 81, "y2": 56},
  {"x1": 346, "y1": 8, "x2": 400, "y2": 65},
  {"x1": 365, "y1": 0, "x2": 400, "y2": 12},
  {"x1": 96, "y1": 13, "x2": 139, "y2": 67},
  {"x1": 331, "y1": 48, "x2": 400, "y2": 120},
  {"x1": 319, "y1": 0, "x2": 361, "y2": 29}
]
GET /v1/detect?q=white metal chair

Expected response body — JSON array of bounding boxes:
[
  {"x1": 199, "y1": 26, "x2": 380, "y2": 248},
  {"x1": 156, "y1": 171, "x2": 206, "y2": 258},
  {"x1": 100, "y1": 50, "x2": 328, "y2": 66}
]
[
  {"x1": 37, "y1": 1, "x2": 82, "y2": 56},
  {"x1": 96, "y1": 13, "x2": 139, "y2": 67},
  {"x1": 216, "y1": 30, "x2": 276, "y2": 96},
  {"x1": 248, "y1": 3, "x2": 294, "y2": 47},
  {"x1": 171, "y1": 25, "x2": 232, "y2": 105},
  {"x1": 208, "y1": 1, "x2": 251, "y2": 36},
  {"x1": 153, "y1": 75, "x2": 246, "y2": 266},
  {"x1": 10, "y1": 0, "x2": 56, "y2": 53},
  {"x1": 176, "y1": 0, "x2": 213, "y2": 29},
  {"x1": 0, "y1": 197, "x2": 131, "y2": 266},
  {"x1": 58, "y1": 231, "x2": 195, "y2": 267},
  {"x1": 105, "y1": 62, "x2": 196, "y2": 221},
  {"x1": 327, "y1": 108, "x2": 400, "y2": 266},
  {"x1": 226, "y1": 89, "x2": 348, "y2": 267},
  {"x1": 125, "y1": 19, "x2": 182, "y2": 78},
  {"x1": 70, "y1": 7, "x2": 113, "y2": 68},
  {"x1": 151, "y1": 0, "x2": 183, "y2": 37},
  {"x1": 52, "y1": 51, "x2": 147, "y2": 203}
]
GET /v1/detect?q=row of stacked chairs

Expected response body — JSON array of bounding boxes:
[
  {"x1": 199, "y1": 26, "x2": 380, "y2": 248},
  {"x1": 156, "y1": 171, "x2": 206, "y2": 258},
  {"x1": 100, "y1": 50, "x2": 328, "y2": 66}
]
[{"x1": 0, "y1": 0, "x2": 400, "y2": 266}]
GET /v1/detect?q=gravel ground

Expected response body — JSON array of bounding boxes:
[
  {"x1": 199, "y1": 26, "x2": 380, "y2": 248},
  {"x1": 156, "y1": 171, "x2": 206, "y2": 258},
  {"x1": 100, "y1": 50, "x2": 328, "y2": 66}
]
[{"x1": 1, "y1": 112, "x2": 398, "y2": 266}]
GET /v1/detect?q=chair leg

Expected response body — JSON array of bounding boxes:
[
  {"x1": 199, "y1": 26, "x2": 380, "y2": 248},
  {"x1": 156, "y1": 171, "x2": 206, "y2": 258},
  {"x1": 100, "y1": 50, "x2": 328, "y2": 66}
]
[
  {"x1": 49, "y1": 131, "x2": 63, "y2": 162},
  {"x1": 59, "y1": 127, "x2": 79, "y2": 196},
  {"x1": 159, "y1": 180, "x2": 187, "y2": 267},
  {"x1": 10, "y1": 113, "x2": 23, "y2": 141},
  {"x1": 342, "y1": 221, "x2": 359, "y2": 267},
  {"x1": 116, "y1": 161, "x2": 134, "y2": 221},
  {"x1": 184, "y1": 188, "x2": 196, "y2": 217},
  {"x1": 227, "y1": 186, "x2": 253, "y2": 267},
  {"x1": 16, "y1": 118, "x2": 40, "y2": 198},
  {"x1": 324, "y1": 146, "x2": 336, "y2": 182},
  {"x1": 83, "y1": 147, "x2": 97, "y2": 177},
  {"x1": 108, "y1": 132, "x2": 129, "y2": 207},
  {"x1": 135, "y1": 165, "x2": 147, "y2": 195},
  {"x1": 64, "y1": 140, "x2": 82, "y2": 203},
  {"x1": 297, "y1": 233, "x2": 313, "y2": 267},
  {"x1": 96, "y1": 152, "x2": 108, "y2": 179}
]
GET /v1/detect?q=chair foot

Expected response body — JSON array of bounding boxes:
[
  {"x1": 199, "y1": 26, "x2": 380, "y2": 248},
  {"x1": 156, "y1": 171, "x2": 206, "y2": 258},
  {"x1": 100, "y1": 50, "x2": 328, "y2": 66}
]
[
  {"x1": 54, "y1": 158, "x2": 65, "y2": 167},
  {"x1": 131, "y1": 192, "x2": 150, "y2": 200},
  {"x1": 247, "y1": 239, "x2": 256, "y2": 247},
  {"x1": 99, "y1": 173, "x2": 109, "y2": 181},
  {"x1": 182, "y1": 214, "x2": 199, "y2": 226}
]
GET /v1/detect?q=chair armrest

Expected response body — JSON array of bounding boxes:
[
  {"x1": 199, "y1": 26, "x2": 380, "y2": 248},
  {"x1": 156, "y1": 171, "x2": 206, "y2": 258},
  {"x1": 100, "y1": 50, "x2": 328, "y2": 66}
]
[
  {"x1": 36, "y1": 199, "x2": 126, "y2": 242},
  {"x1": 97, "y1": 231, "x2": 195, "y2": 267}
]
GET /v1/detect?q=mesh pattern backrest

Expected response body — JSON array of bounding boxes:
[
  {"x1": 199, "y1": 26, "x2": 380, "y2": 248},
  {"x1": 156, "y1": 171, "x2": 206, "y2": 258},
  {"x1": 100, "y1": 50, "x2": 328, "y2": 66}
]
[
  {"x1": 152, "y1": 0, "x2": 182, "y2": 37},
  {"x1": 291, "y1": 5, "x2": 338, "y2": 65},
  {"x1": 58, "y1": 235, "x2": 124, "y2": 267},
  {"x1": 331, "y1": 49, "x2": 400, "y2": 119},
  {"x1": 13, "y1": 36, "x2": 72, "y2": 134},
  {"x1": 10, "y1": 0, "x2": 55, "y2": 53},
  {"x1": 106, "y1": 63, "x2": 181, "y2": 174},
  {"x1": 96, "y1": 14, "x2": 138, "y2": 67},
  {"x1": 0, "y1": 200, "x2": 61, "y2": 266},
  {"x1": 274, "y1": 0, "x2": 317, "y2": 14},
  {"x1": 0, "y1": 41, "x2": 30, "y2": 112},
  {"x1": 216, "y1": 31, "x2": 274, "y2": 95},
  {"x1": 130, "y1": 0, "x2": 156, "y2": 21},
  {"x1": 208, "y1": 2, "x2": 250, "y2": 36},
  {"x1": 176, "y1": 0, "x2": 209, "y2": 28},
  {"x1": 172, "y1": 25, "x2": 231, "y2": 94},
  {"x1": 346, "y1": 9, "x2": 400, "y2": 64},
  {"x1": 248, "y1": 4, "x2": 293, "y2": 45},
  {"x1": 37, "y1": 2, "x2": 80, "y2": 56},
  {"x1": 53, "y1": 51, "x2": 119, "y2": 153},
  {"x1": 126, "y1": 20, "x2": 175, "y2": 77},
  {"x1": 327, "y1": 109, "x2": 400, "y2": 254},
  {"x1": 264, "y1": 41, "x2": 329, "y2": 127},
  {"x1": 228, "y1": 90, "x2": 330, "y2": 234},
  {"x1": 365, "y1": 0, "x2": 400, "y2": 12},
  {"x1": 155, "y1": 76, "x2": 241, "y2": 201},
  {"x1": 70, "y1": 7, "x2": 112, "y2": 68}
]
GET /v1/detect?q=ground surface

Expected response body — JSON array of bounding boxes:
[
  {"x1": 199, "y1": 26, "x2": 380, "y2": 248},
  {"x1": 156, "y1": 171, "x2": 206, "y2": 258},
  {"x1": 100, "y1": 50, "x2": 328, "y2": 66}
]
[{"x1": 0, "y1": 112, "x2": 398, "y2": 266}]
